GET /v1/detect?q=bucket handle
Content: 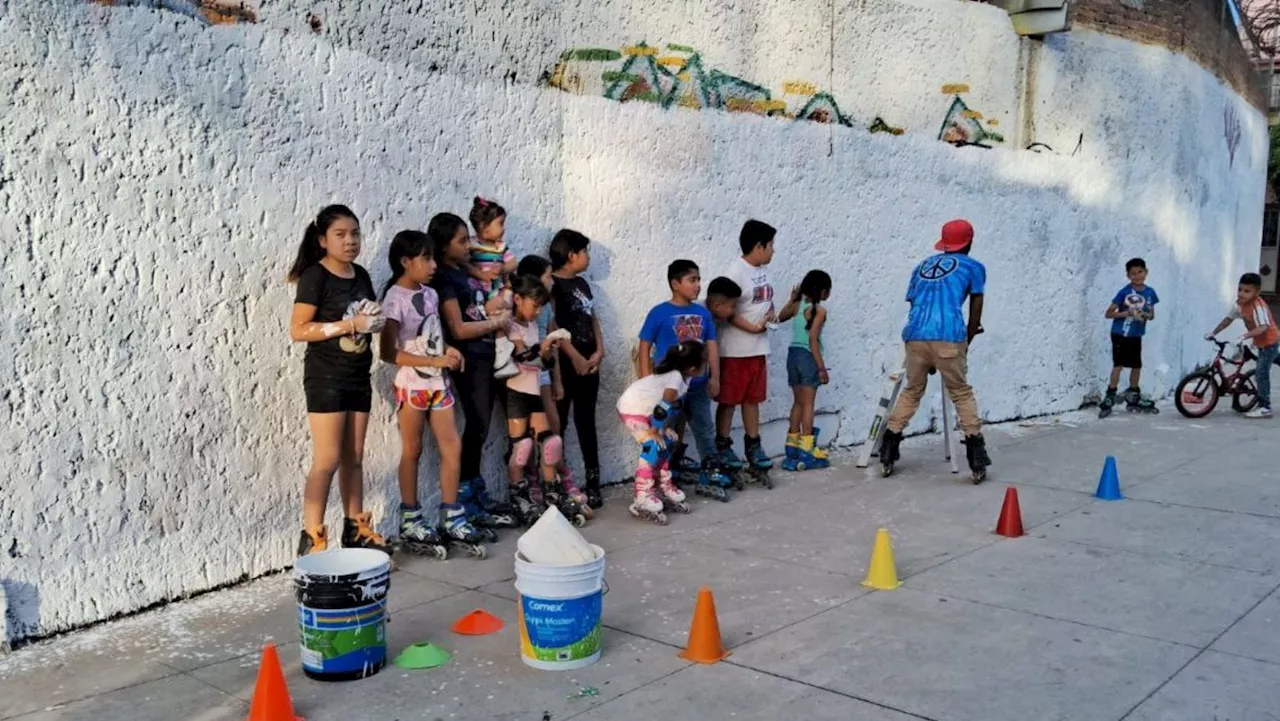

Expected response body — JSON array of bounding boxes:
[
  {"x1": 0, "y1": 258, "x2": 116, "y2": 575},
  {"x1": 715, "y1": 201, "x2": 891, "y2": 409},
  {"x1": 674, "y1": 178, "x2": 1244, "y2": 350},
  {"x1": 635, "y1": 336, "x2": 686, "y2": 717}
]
[{"x1": 601, "y1": 579, "x2": 609, "y2": 596}]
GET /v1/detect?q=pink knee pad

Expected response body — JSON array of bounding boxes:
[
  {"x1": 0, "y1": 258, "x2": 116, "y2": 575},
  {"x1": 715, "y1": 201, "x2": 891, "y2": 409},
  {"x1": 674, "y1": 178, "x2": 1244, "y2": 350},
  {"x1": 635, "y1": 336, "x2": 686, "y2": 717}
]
[
  {"x1": 508, "y1": 436, "x2": 534, "y2": 471},
  {"x1": 539, "y1": 433, "x2": 564, "y2": 465}
]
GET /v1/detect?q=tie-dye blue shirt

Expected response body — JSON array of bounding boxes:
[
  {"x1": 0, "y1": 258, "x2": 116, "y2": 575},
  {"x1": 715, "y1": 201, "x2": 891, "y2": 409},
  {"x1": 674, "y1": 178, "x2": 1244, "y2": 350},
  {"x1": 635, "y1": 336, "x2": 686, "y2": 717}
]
[{"x1": 902, "y1": 253, "x2": 986, "y2": 343}]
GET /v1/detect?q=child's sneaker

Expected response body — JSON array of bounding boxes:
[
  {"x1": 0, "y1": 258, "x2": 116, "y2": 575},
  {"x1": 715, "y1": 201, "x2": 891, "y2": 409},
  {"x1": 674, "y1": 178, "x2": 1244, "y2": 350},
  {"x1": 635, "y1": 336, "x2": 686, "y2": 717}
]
[
  {"x1": 297, "y1": 525, "x2": 328, "y2": 556},
  {"x1": 1245, "y1": 406, "x2": 1273, "y2": 419},
  {"x1": 342, "y1": 513, "x2": 393, "y2": 555}
]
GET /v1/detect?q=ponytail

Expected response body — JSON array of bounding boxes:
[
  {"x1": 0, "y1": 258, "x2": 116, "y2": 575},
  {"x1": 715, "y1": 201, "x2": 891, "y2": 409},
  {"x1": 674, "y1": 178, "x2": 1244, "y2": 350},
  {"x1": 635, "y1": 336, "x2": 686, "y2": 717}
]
[
  {"x1": 287, "y1": 204, "x2": 358, "y2": 282},
  {"x1": 799, "y1": 270, "x2": 832, "y2": 331},
  {"x1": 382, "y1": 230, "x2": 433, "y2": 298},
  {"x1": 654, "y1": 340, "x2": 706, "y2": 376},
  {"x1": 469, "y1": 195, "x2": 507, "y2": 236}
]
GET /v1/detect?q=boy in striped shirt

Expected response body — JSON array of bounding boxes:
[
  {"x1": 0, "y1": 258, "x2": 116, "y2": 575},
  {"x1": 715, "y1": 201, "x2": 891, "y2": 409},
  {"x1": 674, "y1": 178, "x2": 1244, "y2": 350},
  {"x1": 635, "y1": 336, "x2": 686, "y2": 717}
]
[{"x1": 1207, "y1": 272, "x2": 1279, "y2": 419}]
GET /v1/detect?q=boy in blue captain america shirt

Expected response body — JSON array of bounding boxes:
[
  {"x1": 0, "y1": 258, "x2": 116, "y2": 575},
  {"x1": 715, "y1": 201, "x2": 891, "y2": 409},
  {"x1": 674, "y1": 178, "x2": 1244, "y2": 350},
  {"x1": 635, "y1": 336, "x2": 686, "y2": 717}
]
[
  {"x1": 1098, "y1": 258, "x2": 1159, "y2": 416},
  {"x1": 637, "y1": 260, "x2": 737, "y2": 499},
  {"x1": 879, "y1": 219, "x2": 990, "y2": 482}
]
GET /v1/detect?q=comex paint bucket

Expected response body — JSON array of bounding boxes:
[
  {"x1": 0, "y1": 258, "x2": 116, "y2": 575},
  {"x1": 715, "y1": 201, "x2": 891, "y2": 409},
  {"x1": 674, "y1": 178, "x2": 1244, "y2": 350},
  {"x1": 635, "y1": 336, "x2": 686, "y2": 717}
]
[
  {"x1": 513, "y1": 543, "x2": 606, "y2": 671},
  {"x1": 293, "y1": 548, "x2": 391, "y2": 681}
]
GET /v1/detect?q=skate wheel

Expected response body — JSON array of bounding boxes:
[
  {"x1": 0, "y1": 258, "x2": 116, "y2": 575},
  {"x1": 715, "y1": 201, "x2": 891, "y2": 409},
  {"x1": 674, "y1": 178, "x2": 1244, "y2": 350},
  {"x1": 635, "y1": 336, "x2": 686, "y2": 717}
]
[
  {"x1": 433, "y1": 546, "x2": 448, "y2": 561},
  {"x1": 572, "y1": 514, "x2": 587, "y2": 528},
  {"x1": 796, "y1": 462, "x2": 807, "y2": 472},
  {"x1": 971, "y1": 471, "x2": 987, "y2": 484},
  {"x1": 472, "y1": 545, "x2": 487, "y2": 560},
  {"x1": 881, "y1": 465, "x2": 893, "y2": 478}
]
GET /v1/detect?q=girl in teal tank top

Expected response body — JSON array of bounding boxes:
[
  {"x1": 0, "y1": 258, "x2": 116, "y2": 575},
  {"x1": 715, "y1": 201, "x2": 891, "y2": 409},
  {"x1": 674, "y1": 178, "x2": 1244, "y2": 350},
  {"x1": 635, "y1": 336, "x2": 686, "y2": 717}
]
[{"x1": 783, "y1": 271, "x2": 833, "y2": 471}]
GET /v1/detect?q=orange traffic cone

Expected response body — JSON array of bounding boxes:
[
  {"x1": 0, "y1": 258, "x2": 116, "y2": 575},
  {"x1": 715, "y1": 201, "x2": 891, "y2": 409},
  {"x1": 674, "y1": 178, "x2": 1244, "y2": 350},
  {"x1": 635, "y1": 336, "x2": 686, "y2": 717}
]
[
  {"x1": 678, "y1": 587, "x2": 730, "y2": 664},
  {"x1": 246, "y1": 644, "x2": 303, "y2": 721}
]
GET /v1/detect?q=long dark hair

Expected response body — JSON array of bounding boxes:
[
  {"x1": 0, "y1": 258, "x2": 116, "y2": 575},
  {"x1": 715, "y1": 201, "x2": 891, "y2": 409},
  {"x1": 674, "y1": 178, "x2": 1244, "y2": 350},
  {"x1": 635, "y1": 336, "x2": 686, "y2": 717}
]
[
  {"x1": 382, "y1": 230, "x2": 432, "y2": 298},
  {"x1": 799, "y1": 270, "x2": 832, "y2": 330},
  {"x1": 469, "y1": 196, "x2": 506, "y2": 237},
  {"x1": 427, "y1": 212, "x2": 468, "y2": 266},
  {"x1": 654, "y1": 340, "x2": 706, "y2": 376},
  {"x1": 287, "y1": 204, "x2": 358, "y2": 282}
]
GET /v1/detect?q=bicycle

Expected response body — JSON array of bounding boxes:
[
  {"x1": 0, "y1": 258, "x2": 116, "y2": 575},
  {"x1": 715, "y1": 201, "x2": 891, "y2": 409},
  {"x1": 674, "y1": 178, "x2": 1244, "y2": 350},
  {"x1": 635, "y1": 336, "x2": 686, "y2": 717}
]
[{"x1": 1173, "y1": 339, "x2": 1259, "y2": 418}]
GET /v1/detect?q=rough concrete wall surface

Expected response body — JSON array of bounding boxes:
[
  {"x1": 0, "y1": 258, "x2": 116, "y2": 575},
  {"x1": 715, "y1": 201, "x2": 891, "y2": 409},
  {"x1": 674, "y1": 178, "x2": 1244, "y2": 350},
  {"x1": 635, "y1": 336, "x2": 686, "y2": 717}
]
[{"x1": 0, "y1": 0, "x2": 1268, "y2": 643}]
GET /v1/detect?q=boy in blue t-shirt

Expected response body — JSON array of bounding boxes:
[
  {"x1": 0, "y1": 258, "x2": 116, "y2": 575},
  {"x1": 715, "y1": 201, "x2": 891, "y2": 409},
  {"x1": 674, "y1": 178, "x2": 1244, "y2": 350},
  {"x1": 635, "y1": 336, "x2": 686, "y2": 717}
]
[
  {"x1": 637, "y1": 260, "x2": 735, "y2": 499},
  {"x1": 1099, "y1": 257, "x2": 1159, "y2": 417}
]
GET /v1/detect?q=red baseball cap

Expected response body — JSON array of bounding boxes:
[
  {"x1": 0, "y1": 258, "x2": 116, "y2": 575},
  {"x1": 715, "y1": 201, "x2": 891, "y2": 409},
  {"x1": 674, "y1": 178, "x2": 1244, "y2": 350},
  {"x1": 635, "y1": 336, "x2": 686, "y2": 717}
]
[{"x1": 934, "y1": 219, "x2": 974, "y2": 252}]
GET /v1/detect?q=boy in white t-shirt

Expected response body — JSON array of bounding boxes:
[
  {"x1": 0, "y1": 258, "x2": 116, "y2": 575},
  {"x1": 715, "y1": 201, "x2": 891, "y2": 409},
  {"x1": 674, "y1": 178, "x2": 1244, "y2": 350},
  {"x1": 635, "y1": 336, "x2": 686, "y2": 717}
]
[
  {"x1": 616, "y1": 342, "x2": 707, "y2": 524},
  {"x1": 714, "y1": 219, "x2": 794, "y2": 480}
]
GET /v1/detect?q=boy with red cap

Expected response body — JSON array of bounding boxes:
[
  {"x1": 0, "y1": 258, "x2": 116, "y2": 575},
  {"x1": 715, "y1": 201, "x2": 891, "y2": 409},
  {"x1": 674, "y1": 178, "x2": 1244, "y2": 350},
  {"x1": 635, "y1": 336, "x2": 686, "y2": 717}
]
[{"x1": 879, "y1": 219, "x2": 991, "y2": 482}]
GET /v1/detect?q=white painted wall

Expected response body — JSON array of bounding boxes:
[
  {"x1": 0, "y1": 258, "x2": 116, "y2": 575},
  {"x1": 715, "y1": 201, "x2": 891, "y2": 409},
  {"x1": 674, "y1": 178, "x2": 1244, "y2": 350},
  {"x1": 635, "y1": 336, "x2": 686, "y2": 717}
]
[{"x1": 0, "y1": 0, "x2": 1267, "y2": 643}]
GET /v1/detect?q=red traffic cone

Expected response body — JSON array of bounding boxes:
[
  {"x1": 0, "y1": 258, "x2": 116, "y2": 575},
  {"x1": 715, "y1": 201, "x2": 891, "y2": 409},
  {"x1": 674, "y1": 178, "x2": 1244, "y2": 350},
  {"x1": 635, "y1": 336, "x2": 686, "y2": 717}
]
[
  {"x1": 246, "y1": 644, "x2": 303, "y2": 721},
  {"x1": 994, "y1": 487, "x2": 1024, "y2": 538}
]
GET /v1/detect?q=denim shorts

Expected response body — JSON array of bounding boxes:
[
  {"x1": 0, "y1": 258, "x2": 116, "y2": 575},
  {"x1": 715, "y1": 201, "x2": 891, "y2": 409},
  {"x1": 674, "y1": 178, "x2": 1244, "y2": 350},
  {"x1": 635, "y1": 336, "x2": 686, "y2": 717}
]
[{"x1": 787, "y1": 346, "x2": 821, "y2": 388}]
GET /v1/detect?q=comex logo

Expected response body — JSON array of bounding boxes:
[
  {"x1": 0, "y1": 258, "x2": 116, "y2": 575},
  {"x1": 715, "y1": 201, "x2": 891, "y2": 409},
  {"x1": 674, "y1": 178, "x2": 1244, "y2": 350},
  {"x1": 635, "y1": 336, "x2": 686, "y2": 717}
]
[{"x1": 528, "y1": 601, "x2": 565, "y2": 612}]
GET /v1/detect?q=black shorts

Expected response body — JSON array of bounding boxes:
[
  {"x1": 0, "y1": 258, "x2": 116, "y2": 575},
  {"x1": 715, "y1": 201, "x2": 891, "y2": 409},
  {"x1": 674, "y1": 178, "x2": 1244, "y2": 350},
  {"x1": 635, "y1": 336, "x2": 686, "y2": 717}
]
[
  {"x1": 1111, "y1": 334, "x2": 1143, "y2": 369},
  {"x1": 304, "y1": 378, "x2": 372, "y2": 414},
  {"x1": 505, "y1": 390, "x2": 544, "y2": 420}
]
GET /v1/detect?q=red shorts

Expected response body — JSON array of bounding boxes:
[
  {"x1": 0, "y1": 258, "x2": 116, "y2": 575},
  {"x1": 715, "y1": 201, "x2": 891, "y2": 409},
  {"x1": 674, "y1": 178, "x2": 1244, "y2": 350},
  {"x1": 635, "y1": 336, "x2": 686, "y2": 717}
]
[{"x1": 719, "y1": 356, "x2": 767, "y2": 406}]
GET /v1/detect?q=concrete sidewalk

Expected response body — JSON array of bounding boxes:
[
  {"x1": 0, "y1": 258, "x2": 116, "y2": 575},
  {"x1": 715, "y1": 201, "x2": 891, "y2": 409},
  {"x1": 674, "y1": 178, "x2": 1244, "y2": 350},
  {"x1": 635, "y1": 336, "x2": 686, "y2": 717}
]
[{"x1": 2, "y1": 404, "x2": 1279, "y2": 721}]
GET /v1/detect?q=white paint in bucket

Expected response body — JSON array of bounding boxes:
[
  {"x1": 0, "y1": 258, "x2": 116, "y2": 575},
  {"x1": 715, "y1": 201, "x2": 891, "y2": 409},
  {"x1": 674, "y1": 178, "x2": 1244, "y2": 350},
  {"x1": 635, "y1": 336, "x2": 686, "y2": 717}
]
[{"x1": 513, "y1": 544, "x2": 606, "y2": 671}]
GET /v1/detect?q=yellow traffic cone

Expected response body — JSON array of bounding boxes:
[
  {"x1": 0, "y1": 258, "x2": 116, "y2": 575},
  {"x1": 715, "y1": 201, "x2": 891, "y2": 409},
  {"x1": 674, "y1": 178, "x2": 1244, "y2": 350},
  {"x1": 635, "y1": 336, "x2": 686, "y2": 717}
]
[{"x1": 861, "y1": 528, "x2": 902, "y2": 590}]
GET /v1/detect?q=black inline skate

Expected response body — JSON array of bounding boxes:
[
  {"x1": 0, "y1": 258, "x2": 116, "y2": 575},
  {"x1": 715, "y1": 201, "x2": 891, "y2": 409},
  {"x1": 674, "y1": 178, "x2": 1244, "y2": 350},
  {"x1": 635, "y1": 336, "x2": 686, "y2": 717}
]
[
  {"x1": 743, "y1": 435, "x2": 774, "y2": 489},
  {"x1": 879, "y1": 429, "x2": 903, "y2": 477},
  {"x1": 962, "y1": 434, "x2": 992, "y2": 484},
  {"x1": 668, "y1": 442, "x2": 703, "y2": 489},
  {"x1": 440, "y1": 504, "x2": 487, "y2": 559},
  {"x1": 1098, "y1": 388, "x2": 1118, "y2": 419},
  {"x1": 341, "y1": 513, "x2": 394, "y2": 556},
  {"x1": 545, "y1": 474, "x2": 591, "y2": 528},
  {"x1": 584, "y1": 469, "x2": 604, "y2": 510},
  {"x1": 1124, "y1": 387, "x2": 1159, "y2": 415},
  {"x1": 510, "y1": 476, "x2": 550, "y2": 526},
  {"x1": 395, "y1": 507, "x2": 448, "y2": 560}
]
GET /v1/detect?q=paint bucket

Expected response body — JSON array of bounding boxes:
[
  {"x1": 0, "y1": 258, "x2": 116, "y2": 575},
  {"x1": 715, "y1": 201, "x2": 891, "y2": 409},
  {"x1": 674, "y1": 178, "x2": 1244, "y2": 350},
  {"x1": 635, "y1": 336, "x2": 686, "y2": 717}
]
[
  {"x1": 293, "y1": 548, "x2": 391, "y2": 682},
  {"x1": 513, "y1": 544, "x2": 607, "y2": 671}
]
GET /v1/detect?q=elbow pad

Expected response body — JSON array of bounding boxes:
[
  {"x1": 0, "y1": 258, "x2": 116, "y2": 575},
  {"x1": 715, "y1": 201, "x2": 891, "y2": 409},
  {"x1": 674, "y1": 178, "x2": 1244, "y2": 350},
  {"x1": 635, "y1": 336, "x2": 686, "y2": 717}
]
[{"x1": 652, "y1": 400, "x2": 680, "y2": 431}]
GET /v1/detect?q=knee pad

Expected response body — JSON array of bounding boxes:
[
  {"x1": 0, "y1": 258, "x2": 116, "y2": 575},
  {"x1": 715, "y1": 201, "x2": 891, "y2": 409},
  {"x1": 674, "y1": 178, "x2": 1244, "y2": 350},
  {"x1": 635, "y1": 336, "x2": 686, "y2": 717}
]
[
  {"x1": 640, "y1": 439, "x2": 664, "y2": 467},
  {"x1": 537, "y1": 431, "x2": 563, "y2": 465},
  {"x1": 508, "y1": 435, "x2": 534, "y2": 470}
]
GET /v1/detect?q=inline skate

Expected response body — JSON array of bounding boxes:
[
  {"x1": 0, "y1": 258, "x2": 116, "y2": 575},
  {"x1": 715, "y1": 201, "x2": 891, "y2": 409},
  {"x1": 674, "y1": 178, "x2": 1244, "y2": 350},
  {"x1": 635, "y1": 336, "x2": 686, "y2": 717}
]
[
  {"x1": 1125, "y1": 388, "x2": 1159, "y2": 415},
  {"x1": 627, "y1": 472, "x2": 668, "y2": 526},
  {"x1": 457, "y1": 477, "x2": 512, "y2": 542},
  {"x1": 668, "y1": 442, "x2": 703, "y2": 488},
  {"x1": 585, "y1": 469, "x2": 603, "y2": 510},
  {"x1": 657, "y1": 470, "x2": 692, "y2": 515},
  {"x1": 782, "y1": 432, "x2": 830, "y2": 472},
  {"x1": 693, "y1": 459, "x2": 733, "y2": 502},
  {"x1": 743, "y1": 435, "x2": 774, "y2": 489},
  {"x1": 714, "y1": 436, "x2": 749, "y2": 490},
  {"x1": 962, "y1": 434, "x2": 992, "y2": 484},
  {"x1": 395, "y1": 507, "x2": 448, "y2": 560},
  {"x1": 440, "y1": 504, "x2": 487, "y2": 559},
  {"x1": 1098, "y1": 388, "x2": 1118, "y2": 419},
  {"x1": 510, "y1": 476, "x2": 550, "y2": 526},
  {"x1": 545, "y1": 472, "x2": 592, "y2": 528},
  {"x1": 879, "y1": 429, "x2": 903, "y2": 478}
]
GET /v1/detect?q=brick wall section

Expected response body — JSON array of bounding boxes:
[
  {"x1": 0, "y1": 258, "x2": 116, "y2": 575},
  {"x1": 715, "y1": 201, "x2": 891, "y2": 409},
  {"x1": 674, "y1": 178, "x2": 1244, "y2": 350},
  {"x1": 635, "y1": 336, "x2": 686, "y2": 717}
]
[{"x1": 1070, "y1": 0, "x2": 1266, "y2": 109}]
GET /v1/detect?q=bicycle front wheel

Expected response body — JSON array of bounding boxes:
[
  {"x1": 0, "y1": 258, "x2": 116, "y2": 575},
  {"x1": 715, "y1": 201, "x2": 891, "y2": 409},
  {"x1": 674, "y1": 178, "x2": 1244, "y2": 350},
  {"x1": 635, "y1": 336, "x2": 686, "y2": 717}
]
[
  {"x1": 1232, "y1": 370, "x2": 1259, "y2": 413},
  {"x1": 1175, "y1": 372, "x2": 1219, "y2": 418}
]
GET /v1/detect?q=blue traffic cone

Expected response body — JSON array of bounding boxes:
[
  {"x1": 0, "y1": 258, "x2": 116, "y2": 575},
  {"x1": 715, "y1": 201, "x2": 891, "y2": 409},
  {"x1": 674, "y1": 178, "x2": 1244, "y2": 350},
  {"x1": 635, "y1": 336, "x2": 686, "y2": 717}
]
[{"x1": 1095, "y1": 456, "x2": 1122, "y2": 500}]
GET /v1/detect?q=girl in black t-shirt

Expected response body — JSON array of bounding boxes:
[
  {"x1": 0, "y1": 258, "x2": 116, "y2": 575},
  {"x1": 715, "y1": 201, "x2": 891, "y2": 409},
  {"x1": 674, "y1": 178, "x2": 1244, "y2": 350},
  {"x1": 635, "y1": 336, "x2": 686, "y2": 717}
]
[
  {"x1": 287, "y1": 205, "x2": 392, "y2": 557},
  {"x1": 429, "y1": 213, "x2": 519, "y2": 532}
]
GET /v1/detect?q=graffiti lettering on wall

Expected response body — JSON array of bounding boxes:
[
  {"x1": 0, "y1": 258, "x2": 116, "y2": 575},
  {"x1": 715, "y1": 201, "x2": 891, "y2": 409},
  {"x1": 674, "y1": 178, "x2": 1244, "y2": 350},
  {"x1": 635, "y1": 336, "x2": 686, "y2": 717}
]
[
  {"x1": 89, "y1": 0, "x2": 258, "y2": 25},
  {"x1": 938, "y1": 84, "x2": 1004, "y2": 148},
  {"x1": 869, "y1": 117, "x2": 905, "y2": 135},
  {"x1": 543, "y1": 42, "x2": 855, "y2": 127},
  {"x1": 1224, "y1": 104, "x2": 1242, "y2": 167}
]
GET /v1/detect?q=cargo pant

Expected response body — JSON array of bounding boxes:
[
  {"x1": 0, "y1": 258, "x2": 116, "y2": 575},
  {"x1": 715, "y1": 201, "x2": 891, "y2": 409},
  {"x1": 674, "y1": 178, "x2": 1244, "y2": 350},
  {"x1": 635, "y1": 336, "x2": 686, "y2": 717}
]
[{"x1": 886, "y1": 341, "x2": 982, "y2": 437}]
